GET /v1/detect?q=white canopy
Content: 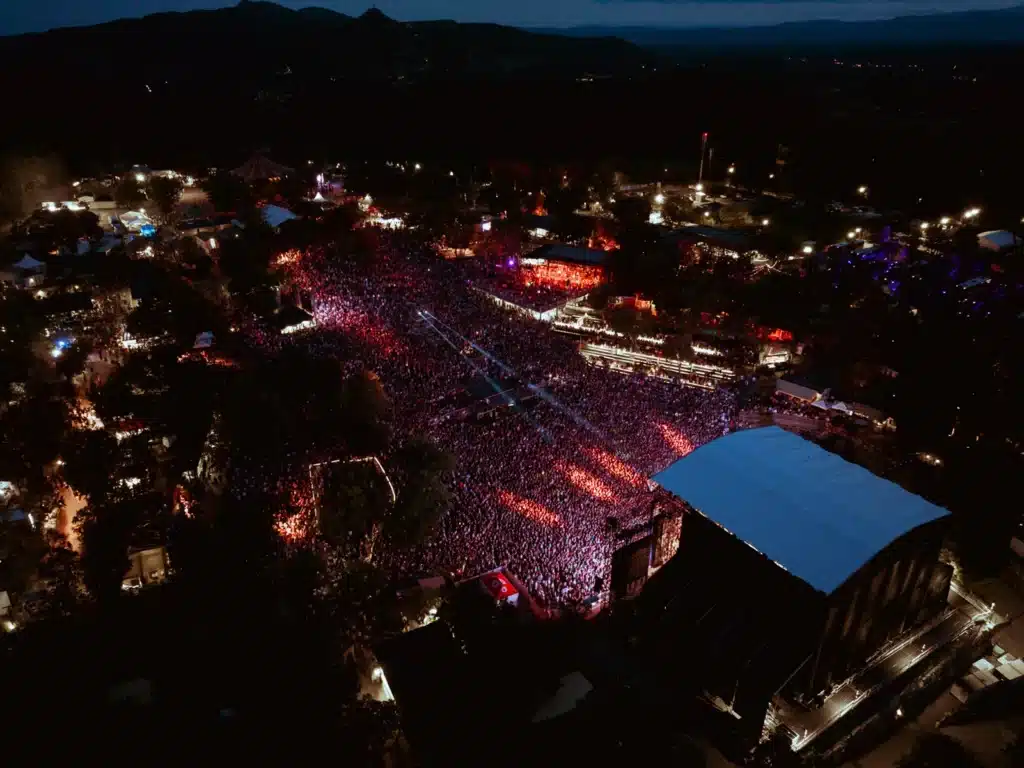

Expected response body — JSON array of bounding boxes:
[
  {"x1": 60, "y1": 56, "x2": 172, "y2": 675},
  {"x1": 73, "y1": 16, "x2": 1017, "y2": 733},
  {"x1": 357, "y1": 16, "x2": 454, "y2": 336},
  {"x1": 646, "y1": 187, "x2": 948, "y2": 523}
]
[
  {"x1": 262, "y1": 205, "x2": 298, "y2": 229},
  {"x1": 13, "y1": 254, "x2": 44, "y2": 270},
  {"x1": 978, "y1": 230, "x2": 1021, "y2": 251}
]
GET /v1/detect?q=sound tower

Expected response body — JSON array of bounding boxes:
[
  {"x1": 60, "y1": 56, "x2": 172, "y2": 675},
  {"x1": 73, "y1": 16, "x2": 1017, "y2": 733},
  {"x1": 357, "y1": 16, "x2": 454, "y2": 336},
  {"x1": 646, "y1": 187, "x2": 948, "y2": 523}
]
[{"x1": 610, "y1": 536, "x2": 653, "y2": 599}]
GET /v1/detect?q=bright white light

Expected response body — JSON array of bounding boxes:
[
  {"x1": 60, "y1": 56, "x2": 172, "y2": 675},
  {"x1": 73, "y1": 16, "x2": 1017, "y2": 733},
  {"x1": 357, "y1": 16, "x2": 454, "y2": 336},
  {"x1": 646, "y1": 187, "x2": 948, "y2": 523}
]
[
  {"x1": 920, "y1": 222, "x2": 929, "y2": 230},
  {"x1": 648, "y1": 211, "x2": 664, "y2": 225},
  {"x1": 704, "y1": 212, "x2": 712, "y2": 218},
  {"x1": 964, "y1": 207, "x2": 981, "y2": 219},
  {"x1": 414, "y1": 163, "x2": 422, "y2": 170},
  {"x1": 847, "y1": 231, "x2": 856, "y2": 239},
  {"x1": 134, "y1": 173, "x2": 145, "y2": 183},
  {"x1": 727, "y1": 165, "x2": 735, "y2": 174},
  {"x1": 428, "y1": 607, "x2": 438, "y2": 616},
  {"x1": 27, "y1": 513, "x2": 35, "y2": 528},
  {"x1": 481, "y1": 220, "x2": 492, "y2": 232},
  {"x1": 43, "y1": 201, "x2": 58, "y2": 212},
  {"x1": 185, "y1": 176, "x2": 195, "y2": 186},
  {"x1": 372, "y1": 667, "x2": 383, "y2": 682},
  {"x1": 654, "y1": 193, "x2": 665, "y2": 205},
  {"x1": 769, "y1": 173, "x2": 775, "y2": 179},
  {"x1": 854, "y1": 227, "x2": 862, "y2": 234},
  {"x1": 3, "y1": 620, "x2": 15, "y2": 632},
  {"x1": 208, "y1": 238, "x2": 218, "y2": 249},
  {"x1": 695, "y1": 184, "x2": 704, "y2": 192},
  {"x1": 50, "y1": 347, "x2": 63, "y2": 359},
  {"x1": 802, "y1": 245, "x2": 813, "y2": 254},
  {"x1": 72, "y1": 181, "x2": 81, "y2": 188},
  {"x1": 940, "y1": 216, "x2": 950, "y2": 225},
  {"x1": 761, "y1": 218, "x2": 770, "y2": 226},
  {"x1": 858, "y1": 185, "x2": 867, "y2": 194},
  {"x1": 139, "y1": 208, "x2": 146, "y2": 215},
  {"x1": 449, "y1": 170, "x2": 455, "y2": 177}
]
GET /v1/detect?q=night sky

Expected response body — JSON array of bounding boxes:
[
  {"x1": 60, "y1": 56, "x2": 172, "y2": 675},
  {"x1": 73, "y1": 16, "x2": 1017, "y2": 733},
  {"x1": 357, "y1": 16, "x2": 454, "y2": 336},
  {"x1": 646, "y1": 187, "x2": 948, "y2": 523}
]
[{"x1": 0, "y1": 0, "x2": 1018, "y2": 35}]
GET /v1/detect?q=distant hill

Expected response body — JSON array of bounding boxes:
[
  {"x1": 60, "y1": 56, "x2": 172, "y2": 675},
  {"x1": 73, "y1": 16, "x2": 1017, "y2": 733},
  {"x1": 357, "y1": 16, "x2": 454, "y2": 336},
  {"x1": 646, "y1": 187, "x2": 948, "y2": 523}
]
[
  {"x1": 542, "y1": 4, "x2": 1024, "y2": 47},
  {"x1": 0, "y1": 0, "x2": 653, "y2": 82}
]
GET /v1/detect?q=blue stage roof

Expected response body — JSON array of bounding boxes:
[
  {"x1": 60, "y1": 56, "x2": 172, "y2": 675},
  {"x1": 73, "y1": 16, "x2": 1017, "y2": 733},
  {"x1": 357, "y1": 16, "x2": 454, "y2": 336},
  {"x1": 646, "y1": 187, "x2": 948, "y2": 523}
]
[{"x1": 653, "y1": 427, "x2": 950, "y2": 594}]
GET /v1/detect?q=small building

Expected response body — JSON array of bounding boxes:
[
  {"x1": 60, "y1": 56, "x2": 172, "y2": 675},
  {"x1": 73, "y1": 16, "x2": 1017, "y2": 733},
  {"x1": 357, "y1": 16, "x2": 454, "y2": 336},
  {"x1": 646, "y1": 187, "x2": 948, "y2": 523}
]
[
  {"x1": 122, "y1": 546, "x2": 170, "y2": 591},
  {"x1": 776, "y1": 379, "x2": 822, "y2": 403},
  {"x1": 662, "y1": 225, "x2": 754, "y2": 262},
  {"x1": 2, "y1": 254, "x2": 47, "y2": 289}
]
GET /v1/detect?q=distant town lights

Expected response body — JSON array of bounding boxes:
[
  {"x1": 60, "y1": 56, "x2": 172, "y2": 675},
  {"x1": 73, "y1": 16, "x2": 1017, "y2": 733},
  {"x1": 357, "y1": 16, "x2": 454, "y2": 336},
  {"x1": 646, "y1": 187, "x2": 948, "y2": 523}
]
[
  {"x1": 940, "y1": 216, "x2": 951, "y2": 225},
  {"x1": 920, "y1": 222, "x2": 930, "y2": 230},
  {"x1": 964, "y1": 207, "x2": 981, "y2": 219},
  {"x1": 414, "y1": 163, "x2": 422, "y2": 170}
]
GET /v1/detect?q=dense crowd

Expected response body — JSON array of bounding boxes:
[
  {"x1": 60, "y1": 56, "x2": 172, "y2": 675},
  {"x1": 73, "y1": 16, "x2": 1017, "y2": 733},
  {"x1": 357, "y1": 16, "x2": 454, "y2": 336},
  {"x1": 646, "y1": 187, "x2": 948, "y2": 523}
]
[{"x1": 260, "y1": 236, "x2": 736, "y2": 609}]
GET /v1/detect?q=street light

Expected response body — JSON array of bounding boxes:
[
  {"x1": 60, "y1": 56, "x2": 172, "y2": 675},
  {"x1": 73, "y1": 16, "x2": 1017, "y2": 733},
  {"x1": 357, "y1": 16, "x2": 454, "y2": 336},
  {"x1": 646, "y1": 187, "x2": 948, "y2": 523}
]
[
  {"x1": 654, "y1": 193, "x2": 665, "y2": 205},
  {"x1": 940, "y1": 216, "x2": 950, "y2": 225},
  {"x1": 768, "y1": 173, "x2": 775, "y2": 180},
  {"x1": 920, "y1": 222, "x2": 930, "y2": 231},
  {"x1": 449, "y1": 170, "x2": 455, "y2": 177},
  {"x1": 854, "y1": 227, "x2": 862, "y2": 234},
  {"x1": 847, "y1": 230, "x2": 856, "y2": 239},
  {"x1": 762, "y1": 218, "x2": 770, "y2": 226},
  {"x1": 802, "y1": 245, "x2": 813, "y2": 254},
  {"x1": 414, "y1": 163, "x2": 422, "y2": 171},
  {"x1": 134, "y1": 173, "x2": 145, "y2": 183},
  {"x1": 727, "y1": 165, "x2": 735, "y2": 175},
  {"x1": 695, "y1": 183, "x2": 704, "y2": 192},
  {"x1": 857, "y1": 185, "x2": 868, "y2": 195}
]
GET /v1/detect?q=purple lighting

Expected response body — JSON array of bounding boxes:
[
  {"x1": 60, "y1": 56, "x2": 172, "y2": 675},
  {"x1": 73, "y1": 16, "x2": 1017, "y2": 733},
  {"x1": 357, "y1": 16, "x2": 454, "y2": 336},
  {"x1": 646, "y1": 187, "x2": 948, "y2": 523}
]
[{"x1": 508, "y1": 258, "x2": 516, "y2": 268}]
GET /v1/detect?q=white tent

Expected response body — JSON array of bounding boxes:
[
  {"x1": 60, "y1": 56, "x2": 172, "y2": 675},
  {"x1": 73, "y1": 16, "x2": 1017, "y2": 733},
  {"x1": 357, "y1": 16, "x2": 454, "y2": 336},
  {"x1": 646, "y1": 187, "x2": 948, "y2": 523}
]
[
  {"x1": 13, "y1": 254, "x2": 44, "y2": 271},
  {"x1": 978, "y1": 230, "x2": 1021, "y2": 251},
  {"x1": 262, "y1": 205, "x2": 298, "y2": 229},
  {"x1": 312, "y1": 191, "x2": 326, "y2": 203}
]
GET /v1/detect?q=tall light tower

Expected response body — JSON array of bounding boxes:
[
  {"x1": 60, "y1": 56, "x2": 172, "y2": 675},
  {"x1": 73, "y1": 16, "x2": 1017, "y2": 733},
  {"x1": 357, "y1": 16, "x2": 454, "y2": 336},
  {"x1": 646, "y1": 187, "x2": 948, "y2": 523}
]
[{"x1": 697, "y1": 132, "x2": 708, "y2": 189}]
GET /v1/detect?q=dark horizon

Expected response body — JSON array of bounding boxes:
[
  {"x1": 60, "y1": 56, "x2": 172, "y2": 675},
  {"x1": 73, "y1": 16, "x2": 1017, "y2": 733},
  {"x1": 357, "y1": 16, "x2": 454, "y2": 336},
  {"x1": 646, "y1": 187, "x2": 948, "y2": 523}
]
[{"x1": 2, "y1": 0, "x2": 1021, "y2": 36}]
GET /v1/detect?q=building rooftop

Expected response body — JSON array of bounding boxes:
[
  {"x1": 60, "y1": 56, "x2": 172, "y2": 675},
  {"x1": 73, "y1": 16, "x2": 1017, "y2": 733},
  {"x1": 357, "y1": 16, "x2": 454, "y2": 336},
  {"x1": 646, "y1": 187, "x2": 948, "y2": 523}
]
[
  {"x1": 652, "y1": 426, "x2": 950, "y2": 594},
  {"x1": 531, "y1": 244, "x2": 608, "y2": 266}
]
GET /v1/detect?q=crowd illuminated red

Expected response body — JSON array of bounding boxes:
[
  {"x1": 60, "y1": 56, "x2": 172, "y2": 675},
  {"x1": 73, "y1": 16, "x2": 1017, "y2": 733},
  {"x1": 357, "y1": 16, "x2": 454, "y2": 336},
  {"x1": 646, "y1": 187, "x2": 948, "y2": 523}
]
[
  {"x1": 496, "y1": 490, "x2": 562, "y2": 528},
  {"x1": 557, "y1": 460, "x2": 619, "y2": 503},
  {"x1": 585, "y1": 447, "x2": 646, "y2": 489},
  {"x1": 523, "y1": 262, "x2": 604, "y2": 291},
  {"x1": 657, "y1": 423, "x2": 695, "y2": 457}
]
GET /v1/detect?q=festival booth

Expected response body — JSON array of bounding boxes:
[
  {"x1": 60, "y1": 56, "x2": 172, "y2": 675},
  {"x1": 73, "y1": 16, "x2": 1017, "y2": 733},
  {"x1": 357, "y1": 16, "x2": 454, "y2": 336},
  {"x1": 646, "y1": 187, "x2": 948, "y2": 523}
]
[{"x1": 3, "y1": 254, "x2": 47, "y2": 289}]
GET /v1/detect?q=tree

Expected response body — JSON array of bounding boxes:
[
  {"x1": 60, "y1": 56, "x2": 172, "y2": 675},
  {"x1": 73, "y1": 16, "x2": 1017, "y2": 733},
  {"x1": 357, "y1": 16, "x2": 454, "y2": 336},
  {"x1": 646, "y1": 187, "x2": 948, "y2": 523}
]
[
  {"x1": 387, "y1": 439, "x2": 454, "y2": 548},
  {"x1": 35, "y1": 531, "x2": 81, "y2": 617},
  {"x1": 78, "y1": 496, "x2": 147, "y2": 603},
  {"x1": 340, "y1": 370, "x2": 393, "y2": 457},
  {"x1": 896, "y1": 732, "x2": 982, "y2": 768},
  {"x1": 114, "y1": 176, "x2": 146, "y2": 210},
  {"x1": 60, "y1": 429, "x2": 123, "y2": 506},
  {"x1": 611, "y1": 196, "x2": 652, "y2": 228},
  {"x1": 201, "y1": 171, "x2": 253, "y2": 213},
  {"x1": 147, "y1": 176, "x2": 184, "y2": 220},
  {"x1": 0, "y1": 519, "x2": 47, "y2": 596}
]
